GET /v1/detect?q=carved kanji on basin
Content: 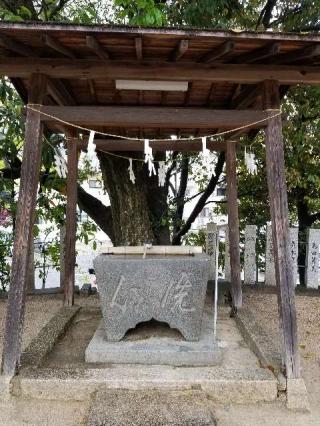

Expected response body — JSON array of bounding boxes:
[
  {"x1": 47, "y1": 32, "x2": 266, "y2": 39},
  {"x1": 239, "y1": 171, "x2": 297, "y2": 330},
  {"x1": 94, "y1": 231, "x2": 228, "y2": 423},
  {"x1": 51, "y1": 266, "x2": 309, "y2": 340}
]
[{"x1": 93, "y1": 254, "x2": 210, "y2": 341}]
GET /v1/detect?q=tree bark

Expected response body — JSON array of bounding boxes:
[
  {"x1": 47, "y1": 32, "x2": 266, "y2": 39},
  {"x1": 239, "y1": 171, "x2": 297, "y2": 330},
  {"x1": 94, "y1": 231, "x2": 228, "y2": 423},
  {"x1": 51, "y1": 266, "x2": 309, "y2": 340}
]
[{"x1": 98, "y1": 151, "x2": 170, "y2": 246}]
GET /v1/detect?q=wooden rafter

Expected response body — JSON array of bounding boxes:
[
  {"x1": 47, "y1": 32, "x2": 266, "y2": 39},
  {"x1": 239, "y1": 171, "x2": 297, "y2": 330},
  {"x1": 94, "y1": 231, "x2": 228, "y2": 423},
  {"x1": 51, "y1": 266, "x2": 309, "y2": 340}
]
[
  {"x1": 88, "y1": 79, "x2": 98, "y2": 103},
  {"x1": 0, "y1": 34, "x2": 35, "y2": 57},
  {"x1": 272, "y1": 44, "x2": 320, "y2": 64},
  {"x1": 199, "y1": 40, "x2": 234, "y2": 63},
  {"x1": 135, "y1": 37, "x2": 143, "y2": 61},
  {"x1": 232, "y1": 42, "x2": 280, "y2": 63},
  {"x1": 86, "y1": 35, "x2": 110, "y2": 60},
  {"x1": 206, "y1": 83, "x2": 215, "y2": 106},
  {"x1": 170, "y1": 39, "x2": 189, "y2": 61},
  {"x1": 138, "y1": 90, "x2": 143, "y2": 105},
  {"x1": 231, "y1": 84, "x2": 261, "y2": 109},
  {"x1": 43, "y1": 34, "x2": 76, "y2": 58},
  {"x1": 161, "y1": 91, "x2": 167, "y2": 105},
  {"x1": 47, "y1": 79, "x2": 75, "y2": 106},
  {"x1": 184, "y1": 82, "x2": 193, "y2": 105}
]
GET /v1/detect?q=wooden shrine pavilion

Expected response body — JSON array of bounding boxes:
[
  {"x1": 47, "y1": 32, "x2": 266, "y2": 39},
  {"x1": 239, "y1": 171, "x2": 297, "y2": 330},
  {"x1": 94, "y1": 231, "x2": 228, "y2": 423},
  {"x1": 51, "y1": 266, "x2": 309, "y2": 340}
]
[{"x1": 1, "y1": 21, "x2": 320, "y2": 381}]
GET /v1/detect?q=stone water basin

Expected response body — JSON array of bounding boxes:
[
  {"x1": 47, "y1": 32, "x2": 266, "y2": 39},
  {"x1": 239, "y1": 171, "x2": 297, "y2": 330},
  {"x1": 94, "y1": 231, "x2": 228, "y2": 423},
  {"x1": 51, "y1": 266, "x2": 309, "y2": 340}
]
[{"x1": 93, "y1": 248, "x2": 210, "y2": 342}]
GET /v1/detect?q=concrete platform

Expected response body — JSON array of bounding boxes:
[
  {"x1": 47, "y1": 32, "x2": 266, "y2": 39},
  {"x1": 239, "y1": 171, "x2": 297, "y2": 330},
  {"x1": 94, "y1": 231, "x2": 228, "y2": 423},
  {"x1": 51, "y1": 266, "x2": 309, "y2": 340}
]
[{"x1": 85, "y1": 309, "x2": 223, "y2": 366}]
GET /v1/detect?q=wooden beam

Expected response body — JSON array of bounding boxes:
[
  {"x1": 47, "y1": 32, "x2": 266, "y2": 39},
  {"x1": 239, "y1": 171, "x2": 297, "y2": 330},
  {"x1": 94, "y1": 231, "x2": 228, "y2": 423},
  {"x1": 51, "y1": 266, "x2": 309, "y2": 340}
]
[
  {"x1": 2, "y1": 58, "x2": 319, "y2": 84},
  {"x1": 64, "y1": 132, "x2": 79, "y2": 307},
  {"x1": 272, "y1": 44, "x2": 320, "y2": 64},
  {"x1": 226, "y1": 141, "x2": 242, "y2": 309},
  {"x1": 135, "y1": 37, "x2": 143, "y2": 61},
  {"x1": 262, "y1": 80, "x2": 300, "y2": 379},
  {"x1": 170, "y1": 39, "x2": 189, "y2": 61},
  {"x1": 43, "y1": 34, "x2": 76, "y2": 58},
  {"x1": 0, "y1": 34, "x2": 35, "y2": 57},
  {"x1": 199, "y1": 40, "x2": 234, "y2": 63},
  {"x1": 37, "y1": 106, "x2": 268, "y2": 129},
  {"x1": 1, "y1": 73, "x2": 47, "y2": 377},
  {"x1": 86, "y1": 35, "x2": 109, "y2": 60},
  {"x1": 79, "y1": 138, "x2": 229, "y2": 152},
  {"x1": 233, "y1": 42, "x2": 280, "y2": 63}
]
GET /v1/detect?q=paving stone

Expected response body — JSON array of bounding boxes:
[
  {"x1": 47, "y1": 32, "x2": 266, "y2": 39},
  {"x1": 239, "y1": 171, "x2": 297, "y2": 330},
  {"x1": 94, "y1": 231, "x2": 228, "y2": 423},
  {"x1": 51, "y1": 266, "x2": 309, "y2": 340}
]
[
  {"x1": 286, "y1": 378, "x2": 310, "y2": 412},
  {"x1": 86, "y1": 389, "x2": 216, "y2": 426}
]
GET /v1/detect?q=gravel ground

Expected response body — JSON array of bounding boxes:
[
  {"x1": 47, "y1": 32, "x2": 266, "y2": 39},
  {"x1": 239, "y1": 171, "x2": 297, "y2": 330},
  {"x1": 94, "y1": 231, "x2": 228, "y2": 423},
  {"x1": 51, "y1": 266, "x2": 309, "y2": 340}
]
[
  {"x1": 0, "y1": 294, "x2": 63, "y2": 360},
  {"x1": 243, "y1": 291, "x2": 320, "y2": 411}
]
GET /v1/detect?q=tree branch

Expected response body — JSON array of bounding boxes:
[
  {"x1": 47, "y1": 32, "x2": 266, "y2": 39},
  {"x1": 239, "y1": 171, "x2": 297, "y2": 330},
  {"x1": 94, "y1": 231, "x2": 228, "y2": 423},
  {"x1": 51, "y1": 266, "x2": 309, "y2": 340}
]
[
  {"x1": 1, "y1": 156, "x2": 115, "y2": 242},
  {"x1": 172, "y1": 155, "x2": 189, "y2": 235},
  {"x1": 77, "y1": 185, "x2": 115, "y2": 243},
  {"x1": 171, "y1": 152, "x2": 225, "y2": 245}
]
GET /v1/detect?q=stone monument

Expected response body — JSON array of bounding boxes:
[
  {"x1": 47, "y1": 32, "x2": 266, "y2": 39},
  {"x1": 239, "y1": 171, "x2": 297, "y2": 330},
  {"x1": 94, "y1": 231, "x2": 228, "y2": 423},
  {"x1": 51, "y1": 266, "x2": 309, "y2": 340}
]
[
  {"x1": 265, "y1": 224, "x2": 275, "y2": 286},
  {"x1": 290, "y1": 227, "x2": 298, "y2": 287},
  {"x1": 305, "y1": 228, "x2": 320, "y2": 289}
]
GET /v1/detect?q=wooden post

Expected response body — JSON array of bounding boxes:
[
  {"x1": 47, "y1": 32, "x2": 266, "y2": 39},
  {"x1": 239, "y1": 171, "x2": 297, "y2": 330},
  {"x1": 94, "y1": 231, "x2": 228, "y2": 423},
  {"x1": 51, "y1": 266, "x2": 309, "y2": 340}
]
[
  {"x1": 263, "y1": 80, "x2": 300, "y2": 378},
  {"x1": 226, "y1": 141, "x2": 242, "y2": 309},
  {"x1": 63, "y1": 133, "x2": 78, "y2": 306},
  {"x1": 1, "y1": 74, "x2": 47, "y2": 376}
]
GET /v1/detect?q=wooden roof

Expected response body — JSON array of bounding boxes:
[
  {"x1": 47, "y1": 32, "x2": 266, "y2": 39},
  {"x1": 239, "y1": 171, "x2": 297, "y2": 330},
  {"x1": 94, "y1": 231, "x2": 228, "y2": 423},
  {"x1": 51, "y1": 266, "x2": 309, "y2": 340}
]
[{"x1": 1, "y1": 22, "x2": 320, "y2": 140}]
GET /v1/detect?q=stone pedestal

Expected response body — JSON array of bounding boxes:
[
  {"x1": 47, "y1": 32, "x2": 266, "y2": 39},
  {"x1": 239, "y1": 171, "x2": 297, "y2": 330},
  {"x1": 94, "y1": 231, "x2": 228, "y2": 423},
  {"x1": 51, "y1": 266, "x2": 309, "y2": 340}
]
[
  {"x1": 244, "y1": 225, "x2": 257, "y2": 285},
  {"x1": 85, "y1": 307, "x2": 223, "y2": 366},
  {"x1": 93, "y1": 253, "x2": 209, "y2": 342}
]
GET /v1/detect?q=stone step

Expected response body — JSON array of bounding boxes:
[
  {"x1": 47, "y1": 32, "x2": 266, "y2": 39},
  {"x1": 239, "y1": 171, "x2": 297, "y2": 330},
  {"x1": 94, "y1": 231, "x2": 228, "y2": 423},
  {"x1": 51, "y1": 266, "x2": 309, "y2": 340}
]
[
  {"x1": 85, "y1": 389, "x2": 217, "y2": 426},
  {"x1": 14, "y1": 365, "x2": 277, "y2": 405}
]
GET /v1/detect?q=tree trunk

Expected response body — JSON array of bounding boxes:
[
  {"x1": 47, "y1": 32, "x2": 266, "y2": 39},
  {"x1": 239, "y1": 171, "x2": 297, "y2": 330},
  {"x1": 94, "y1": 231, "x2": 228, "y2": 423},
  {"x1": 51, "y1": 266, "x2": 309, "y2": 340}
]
[{"x1": 98, "y1": 152, "x2": 170, "y2": 246}]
